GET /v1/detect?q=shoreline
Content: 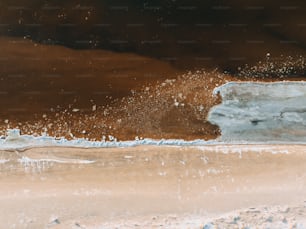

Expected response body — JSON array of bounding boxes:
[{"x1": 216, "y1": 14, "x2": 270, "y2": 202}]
[{"x1": 5, "y1": 128, "x2": 306, "y2": 151}]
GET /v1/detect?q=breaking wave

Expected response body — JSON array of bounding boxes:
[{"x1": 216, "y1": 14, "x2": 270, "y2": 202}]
[{"x1": 0, "y1": 55, "x2": 306, "y2": 142}]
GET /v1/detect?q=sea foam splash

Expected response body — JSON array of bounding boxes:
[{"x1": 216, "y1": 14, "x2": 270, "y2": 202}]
[
  {"x1": 0, "y1": 129, "x2": 216, "y2": 150},
  {"x1": 1, "y1": 128, "x2": 306, "y2": 151},
  {"x1": 209, "y1": 81, "x2": 306, "y2": 142},
  {"x1": 3, "y1": 82, "x2": 306, "y2": 149}
]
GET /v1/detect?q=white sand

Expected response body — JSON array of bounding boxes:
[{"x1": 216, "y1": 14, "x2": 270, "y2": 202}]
[{"x1": 1, "y1": 145, "x2": 306, "y2": 228}]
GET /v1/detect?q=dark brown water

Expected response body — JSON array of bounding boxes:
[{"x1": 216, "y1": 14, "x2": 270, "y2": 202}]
[
  {"x1": 1, "y1": 0, "x2": 306, "y2": 70},
  {"x1": 0, "y1": 1, "x2": 306, "y2": 140}
]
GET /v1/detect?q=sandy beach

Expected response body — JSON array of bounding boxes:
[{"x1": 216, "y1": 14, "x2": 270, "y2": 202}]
[{"x1": 1, "y1": 144, "x2": 306, "y2": 228}]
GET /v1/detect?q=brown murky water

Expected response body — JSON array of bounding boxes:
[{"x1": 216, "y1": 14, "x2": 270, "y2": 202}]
[
  {"x1": 1, "y1": 1, "x2": 306, "y2": 140},
  {"x1": 1, "y1": 37, "x2": 306, "y2": 141}
]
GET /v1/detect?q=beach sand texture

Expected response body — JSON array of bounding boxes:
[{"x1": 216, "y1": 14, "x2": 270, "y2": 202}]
[{"x1": 1, "y1": 144, "x2": 306, "y2": 228}]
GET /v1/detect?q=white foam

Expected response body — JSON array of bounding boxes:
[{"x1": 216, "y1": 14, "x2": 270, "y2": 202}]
[
  {"x1": 196, "y1": 145, "x2": 291, "y2": 155},
  {"x1": 209, "y1": 81, "x2": 306, "y2": 142},
  {"x1": 0, "y1": 129, "x2": 306, "y2": 151},
  {"x1": 0, "y1": 159, "x2": 9, "y2": 164},
  {"x1": 18, "y1": 156, "x2": 95, "y2": 165},
  {"x1": 0, "y1": 129, "x2": 217, "y2": 150}
]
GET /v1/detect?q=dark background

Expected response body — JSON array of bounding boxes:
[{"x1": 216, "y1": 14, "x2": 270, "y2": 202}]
[{"x1": 1, "y1": 0, "x2": 306, "y2": 72}]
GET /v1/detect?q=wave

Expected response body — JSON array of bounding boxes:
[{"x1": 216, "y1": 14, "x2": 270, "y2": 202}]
[
  {"x1": 209, "y1": 81, "x2": 306, "y2": 142},
  {"x1": 0, "y1": 51, "x2": 306, "y2": 141},
  {"x1": 0, "y1": 70, "x2": 226, "y2": 141}
]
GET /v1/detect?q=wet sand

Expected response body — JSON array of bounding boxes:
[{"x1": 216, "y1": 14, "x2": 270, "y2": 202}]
[{"x1": 1, "y1": 144, "x2": 306, "y2": 228}]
